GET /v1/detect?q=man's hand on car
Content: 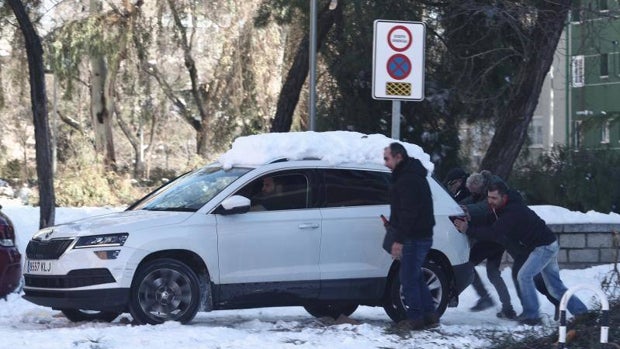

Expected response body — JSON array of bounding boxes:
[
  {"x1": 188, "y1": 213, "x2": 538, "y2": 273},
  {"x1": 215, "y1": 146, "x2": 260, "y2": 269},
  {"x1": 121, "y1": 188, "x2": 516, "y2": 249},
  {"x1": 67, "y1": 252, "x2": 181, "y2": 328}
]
[{"x1": 453, "y1": 218, "x2": 468, "y2": 233}]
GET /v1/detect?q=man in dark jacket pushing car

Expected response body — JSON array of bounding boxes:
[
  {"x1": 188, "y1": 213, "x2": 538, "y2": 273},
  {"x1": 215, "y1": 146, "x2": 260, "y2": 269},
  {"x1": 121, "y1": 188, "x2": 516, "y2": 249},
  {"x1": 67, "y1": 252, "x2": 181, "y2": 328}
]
[
  {"x1": 383, "y1": 142, "x2": 437, "y2": 331},
  {"x1": 453, "y1": 181, "x2": 587, "y2": 325}
]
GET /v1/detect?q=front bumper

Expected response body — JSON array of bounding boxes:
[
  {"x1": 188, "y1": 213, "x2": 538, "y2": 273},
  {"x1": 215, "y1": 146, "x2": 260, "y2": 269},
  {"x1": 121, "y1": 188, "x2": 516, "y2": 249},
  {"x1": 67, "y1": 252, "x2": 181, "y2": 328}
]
[{"x1": 23, "y1": 287, "x2": 129, "y2": 312}]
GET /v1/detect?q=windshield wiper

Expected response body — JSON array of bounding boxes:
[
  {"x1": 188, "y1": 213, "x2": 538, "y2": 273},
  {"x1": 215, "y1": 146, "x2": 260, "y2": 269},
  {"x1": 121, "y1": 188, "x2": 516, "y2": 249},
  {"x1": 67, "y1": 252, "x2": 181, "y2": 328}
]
[{"x1": 142, "y1": 207, "x2": 197, "y2": 212}]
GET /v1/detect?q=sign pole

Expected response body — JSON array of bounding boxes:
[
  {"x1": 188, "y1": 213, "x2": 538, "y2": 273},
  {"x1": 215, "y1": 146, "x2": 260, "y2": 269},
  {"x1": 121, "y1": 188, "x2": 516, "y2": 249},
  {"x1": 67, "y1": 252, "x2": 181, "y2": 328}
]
[
  {"x1": 391, "y1": 100, "x2": 400, "y2": 139},
  {"x1": 309, "y1": 0, "x2": 317, "y2": 131}
]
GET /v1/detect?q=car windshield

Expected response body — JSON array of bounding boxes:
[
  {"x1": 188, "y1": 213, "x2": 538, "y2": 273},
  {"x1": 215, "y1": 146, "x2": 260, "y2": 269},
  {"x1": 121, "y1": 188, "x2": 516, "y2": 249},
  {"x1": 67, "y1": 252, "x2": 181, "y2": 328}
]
[{"x1": 130, "y1": 165, "x2": 251, "y2": 212}]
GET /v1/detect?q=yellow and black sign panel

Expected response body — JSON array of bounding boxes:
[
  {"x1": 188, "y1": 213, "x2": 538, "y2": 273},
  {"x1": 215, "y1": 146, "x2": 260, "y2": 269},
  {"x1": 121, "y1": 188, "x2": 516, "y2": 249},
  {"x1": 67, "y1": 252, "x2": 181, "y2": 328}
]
[{"x1": 386, "y1": 82, "x2": 412, "y2": 96}]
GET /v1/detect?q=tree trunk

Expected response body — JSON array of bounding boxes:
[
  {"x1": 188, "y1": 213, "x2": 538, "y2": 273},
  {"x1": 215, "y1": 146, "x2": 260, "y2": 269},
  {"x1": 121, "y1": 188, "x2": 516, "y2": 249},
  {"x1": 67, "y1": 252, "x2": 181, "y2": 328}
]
[
  {"x1": 270, "y1": 2, "x2": 340, "y2": 132},
  {"x1": 7, "y1": 0, "x2": 55, "y2": 228},
  {"x1": 480, "y1": 0, "x2": 570, "y2": 180},
  {"x1": 89, "y1": 0, "x2": 117, "y2": 169},
  {"x1": 195, "y1": 125, "x2": 209, "y2": 155},
  {"x1": 116, "y1": 109, "x2": 145, "y2": 178}
]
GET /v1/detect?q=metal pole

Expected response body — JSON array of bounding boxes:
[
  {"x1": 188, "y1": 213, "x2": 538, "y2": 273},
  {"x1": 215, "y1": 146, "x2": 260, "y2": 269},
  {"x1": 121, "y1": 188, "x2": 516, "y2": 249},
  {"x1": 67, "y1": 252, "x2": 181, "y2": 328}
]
[
  {"x1": 566, "y1": 11, "x2": 572, "y2": 148},
  {"x1": 309, "y1": 0, "x2": 317, "y2": 131},
  {"x1": 391, "y1": 100, "x2": 400, "y2": 139},
  {"x1": 52, "y1": 74, "x2": 57, "y2": 174}
]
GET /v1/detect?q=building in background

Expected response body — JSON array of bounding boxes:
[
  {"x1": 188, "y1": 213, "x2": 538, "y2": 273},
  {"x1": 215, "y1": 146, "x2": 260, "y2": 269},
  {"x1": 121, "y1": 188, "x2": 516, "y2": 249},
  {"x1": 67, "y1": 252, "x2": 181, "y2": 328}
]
[
  {"x1": 527, "y1": 30, "x2": 568, "y2": 159},
  {"x1": 519, "y1": 0, "x2": 620, "y2": 161},
  {"x1": 566, "y1": 0, "x2": 620, "y2": 151}
]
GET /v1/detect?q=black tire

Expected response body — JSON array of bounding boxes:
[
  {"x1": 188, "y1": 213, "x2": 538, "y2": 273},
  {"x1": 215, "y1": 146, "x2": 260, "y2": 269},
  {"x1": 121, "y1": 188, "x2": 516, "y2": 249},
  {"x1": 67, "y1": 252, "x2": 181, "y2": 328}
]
[
  {"x1": 383, "y1": 260, "x2": 449, "y2": 322},
  {"x1": 304, "y1": 303, "x2": 358, "y2": 319},
  {"x1": 129, "y1": 258, "x2": 201, "y2": 325},
  {"x1": 61, "y1": 309, "x2": 120, "y2": 323}
]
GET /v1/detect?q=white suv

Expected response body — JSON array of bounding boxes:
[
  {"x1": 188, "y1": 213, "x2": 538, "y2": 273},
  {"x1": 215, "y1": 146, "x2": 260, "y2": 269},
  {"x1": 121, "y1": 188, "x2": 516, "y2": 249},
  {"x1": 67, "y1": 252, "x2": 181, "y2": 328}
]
[{"x1": 23, "y1": 133, "x2": 472, "y2": 325}]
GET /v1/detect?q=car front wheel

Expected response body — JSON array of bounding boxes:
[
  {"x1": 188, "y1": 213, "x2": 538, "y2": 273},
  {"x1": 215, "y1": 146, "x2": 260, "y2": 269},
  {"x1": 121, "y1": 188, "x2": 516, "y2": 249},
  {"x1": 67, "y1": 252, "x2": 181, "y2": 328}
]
[
  {"x1": 383, "y1": 260, "x2": 449, "y2": 322},
  {"x1": 129, "y1": 258, "x2": 201, "y2": 325}
]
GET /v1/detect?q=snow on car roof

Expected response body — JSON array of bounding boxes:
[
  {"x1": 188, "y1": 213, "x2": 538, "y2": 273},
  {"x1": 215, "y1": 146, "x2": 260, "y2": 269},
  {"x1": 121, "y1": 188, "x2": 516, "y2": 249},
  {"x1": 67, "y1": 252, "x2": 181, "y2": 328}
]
[{"x1": 218, "y1": 131, "x2": 434, "y2": 173}]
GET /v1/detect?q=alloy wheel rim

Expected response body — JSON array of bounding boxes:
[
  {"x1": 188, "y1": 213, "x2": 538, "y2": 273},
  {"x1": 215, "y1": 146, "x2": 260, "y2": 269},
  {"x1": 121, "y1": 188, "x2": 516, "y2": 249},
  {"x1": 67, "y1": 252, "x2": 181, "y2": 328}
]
[
  {"x1": 138, "y1": 268, "x2": 193, "y2": 322},
  {"x1": 399, "y1": 267, "x2": 443, "y2": 310}
]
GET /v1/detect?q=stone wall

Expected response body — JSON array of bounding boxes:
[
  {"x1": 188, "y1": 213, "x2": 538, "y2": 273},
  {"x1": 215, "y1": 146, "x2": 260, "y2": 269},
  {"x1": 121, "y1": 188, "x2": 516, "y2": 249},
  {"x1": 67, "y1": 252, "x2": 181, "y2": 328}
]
[
  {"x1": 501, "y1": 224, "x2": 620, "y2": 269},
  {"x1": 551, "y1": 224, "x2": 620, "y2": 269}
]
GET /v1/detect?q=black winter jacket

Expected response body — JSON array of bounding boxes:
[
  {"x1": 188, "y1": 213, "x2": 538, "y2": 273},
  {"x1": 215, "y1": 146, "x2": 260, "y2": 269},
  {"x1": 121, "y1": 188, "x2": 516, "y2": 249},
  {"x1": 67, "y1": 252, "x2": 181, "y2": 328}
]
[
  {"x1": 389, "y1": 157, "x2": 435, "y2": 242},
  {"x1": 466, "y1": 189, "x2": 556, "y2": 254}
]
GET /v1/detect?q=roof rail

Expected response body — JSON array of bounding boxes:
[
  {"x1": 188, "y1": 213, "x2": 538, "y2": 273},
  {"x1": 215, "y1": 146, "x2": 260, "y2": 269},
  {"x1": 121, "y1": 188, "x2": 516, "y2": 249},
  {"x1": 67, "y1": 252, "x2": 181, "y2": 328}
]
[{"x1": 267, "y1": 157, "x2": 322, "y2": 164}]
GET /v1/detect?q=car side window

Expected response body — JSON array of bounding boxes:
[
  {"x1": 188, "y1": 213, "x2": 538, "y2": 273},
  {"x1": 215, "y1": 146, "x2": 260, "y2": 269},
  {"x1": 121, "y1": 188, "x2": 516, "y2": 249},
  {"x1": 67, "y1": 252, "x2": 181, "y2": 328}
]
[
  {"x1": 237, "y1": 173, "x2": 310, "y2": 211},
  {"x1": 323, "y1": 169, "x2": 390, "y2": 207}
]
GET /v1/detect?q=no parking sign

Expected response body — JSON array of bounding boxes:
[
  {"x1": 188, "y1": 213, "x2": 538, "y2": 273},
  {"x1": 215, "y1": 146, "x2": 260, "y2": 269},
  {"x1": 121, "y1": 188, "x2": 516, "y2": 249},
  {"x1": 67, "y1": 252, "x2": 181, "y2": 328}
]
[{"x1": 372, "y1": 20, "x2": 425, "y2": 101}]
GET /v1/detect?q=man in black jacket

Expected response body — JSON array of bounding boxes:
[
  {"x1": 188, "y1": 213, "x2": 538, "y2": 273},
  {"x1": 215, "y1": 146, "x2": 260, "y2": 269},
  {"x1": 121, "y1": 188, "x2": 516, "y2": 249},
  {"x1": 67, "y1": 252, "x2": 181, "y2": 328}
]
[
  {"x1": 454, "y1": 181, "x2": 587, "y2": 325},
  {"x1": 461, "y1": 171, "x2": 516, "y2": 319},
  {"x1": 383, "y1": 142, "x2": 437, "y2": 330}
]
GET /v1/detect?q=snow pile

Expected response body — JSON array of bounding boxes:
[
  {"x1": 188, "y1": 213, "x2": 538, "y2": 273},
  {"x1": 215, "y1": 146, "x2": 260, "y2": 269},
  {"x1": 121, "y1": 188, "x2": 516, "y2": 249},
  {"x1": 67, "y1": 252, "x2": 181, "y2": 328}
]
[
  {"x1": 218, "y1": 131, "x2": 434, "y2": 172},
  {"x1": 532, "y1": 205, "x2": 620, "y2": 224}
]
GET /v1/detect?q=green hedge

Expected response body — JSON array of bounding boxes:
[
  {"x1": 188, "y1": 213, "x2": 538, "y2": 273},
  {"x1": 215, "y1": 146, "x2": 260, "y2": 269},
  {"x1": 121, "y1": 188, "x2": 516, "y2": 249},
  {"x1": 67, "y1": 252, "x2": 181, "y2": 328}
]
[{"x1": 511, "y1": 146, "x2": 620, "y2": 213}]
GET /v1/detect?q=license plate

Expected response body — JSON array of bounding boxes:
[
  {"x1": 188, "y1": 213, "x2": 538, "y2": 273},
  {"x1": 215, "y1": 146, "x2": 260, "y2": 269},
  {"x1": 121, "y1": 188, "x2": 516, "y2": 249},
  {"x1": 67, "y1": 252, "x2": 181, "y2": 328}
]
[{"x1": 26, "y1": 259, "x2": 53, "y2": 274}]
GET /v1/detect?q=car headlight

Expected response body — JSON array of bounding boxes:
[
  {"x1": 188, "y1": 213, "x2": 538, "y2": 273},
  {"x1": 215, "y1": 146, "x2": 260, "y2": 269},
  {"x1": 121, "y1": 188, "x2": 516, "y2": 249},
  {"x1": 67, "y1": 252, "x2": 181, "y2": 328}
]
[{"x1": 74, "y1": 233, "x2": 129, "y2": 249}]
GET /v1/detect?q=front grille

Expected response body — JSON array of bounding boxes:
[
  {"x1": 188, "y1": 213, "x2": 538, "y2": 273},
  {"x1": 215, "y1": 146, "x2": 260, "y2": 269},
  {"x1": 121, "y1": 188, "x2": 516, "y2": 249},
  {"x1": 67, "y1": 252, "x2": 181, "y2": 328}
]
[
  {"x1": 26, "y1": 239, "x2": 73, "y2": 260},
  {"x1": 25, "y1": 268, "x2": 115, "y2": 288}
]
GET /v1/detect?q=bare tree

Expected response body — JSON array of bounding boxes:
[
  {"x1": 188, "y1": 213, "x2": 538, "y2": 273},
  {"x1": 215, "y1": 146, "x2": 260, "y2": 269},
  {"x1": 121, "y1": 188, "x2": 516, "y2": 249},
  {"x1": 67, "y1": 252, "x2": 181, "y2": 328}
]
[
  {"x1": 89, "y1": 0, "x2": 145, "y2": 170},
  {"x1": 270, "y1": 1, "x2": 340, "y2": 132},
  {"x1": 165, "y1": 0, "x2": 211, "y2": 155},
  {"x1": 136, "y1": 1, "x2": 277, "y2": 156},
  {"x1": 115, "y1": 74, "x2": 161, "y2": 179},
  {"x1": 7, "y1": 0, "x2": 55, "y2": 228},
  {"x1": 478, "y1": 0, "x2": 571, "y2": 179}
]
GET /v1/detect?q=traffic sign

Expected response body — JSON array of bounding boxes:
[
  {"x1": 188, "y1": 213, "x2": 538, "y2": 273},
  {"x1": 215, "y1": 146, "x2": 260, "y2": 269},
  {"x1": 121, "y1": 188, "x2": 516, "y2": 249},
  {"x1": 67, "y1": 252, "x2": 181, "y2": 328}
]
[
  {"x1": 386, "y1": 54, "x2": 411, "y2": 80},
  {"x1": 372, "y1": 20, "x2": 425, "y2": 101}
]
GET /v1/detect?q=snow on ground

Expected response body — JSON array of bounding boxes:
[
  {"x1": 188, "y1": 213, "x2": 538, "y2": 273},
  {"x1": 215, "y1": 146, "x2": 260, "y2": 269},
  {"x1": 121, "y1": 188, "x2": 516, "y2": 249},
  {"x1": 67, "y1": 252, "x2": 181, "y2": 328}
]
[{"x1": 1, "y1": 198, "x2": 618, "y2": 349}]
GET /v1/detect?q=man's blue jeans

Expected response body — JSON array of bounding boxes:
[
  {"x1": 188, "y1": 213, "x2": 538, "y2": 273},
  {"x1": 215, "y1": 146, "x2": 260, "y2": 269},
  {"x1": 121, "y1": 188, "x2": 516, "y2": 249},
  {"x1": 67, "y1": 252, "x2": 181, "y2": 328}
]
[
  {"x1": 517, "y1": 241, "x2": 588, "y2": 319},
  {"x1": 399, "y1": 238, "x2": 435, "y2": 320}
]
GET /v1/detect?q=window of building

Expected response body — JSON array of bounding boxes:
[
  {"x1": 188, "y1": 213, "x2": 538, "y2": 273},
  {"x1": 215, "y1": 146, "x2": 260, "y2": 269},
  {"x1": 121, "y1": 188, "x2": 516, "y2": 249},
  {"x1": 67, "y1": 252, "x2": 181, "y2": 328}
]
[
  {"x1": 601, "y1": 53, "x2": 609, "y2": 77},
  {"x1": 572, "y1": 55, "x2": 585, "y2": 87},
  {"x1": 573, "y1": 120, "x2": 582, "y2": 148},
  {"x1": 529, "y1": 117, "x2": 544, "y2": 147},
  {"x1": 322, "y1": 169, "x2": 390, "y2": 207},
  {"x1": 601, "y1": 120, "x2": 611, "y2": 144},
  {"x1": 600, "y1": 0, "x2": 608, "y2": 11},
  {"x1": 613, "y1": 45, "x2": 620, "y2": 76}
]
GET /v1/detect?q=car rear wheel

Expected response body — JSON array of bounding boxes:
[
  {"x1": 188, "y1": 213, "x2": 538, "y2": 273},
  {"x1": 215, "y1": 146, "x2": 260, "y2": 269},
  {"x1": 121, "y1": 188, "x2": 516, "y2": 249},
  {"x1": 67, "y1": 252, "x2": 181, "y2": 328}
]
[
  {"x1": 383, "y1": 260, "x2": 449, "y2": 322},
  {"x1": 61, "y1": 309, "x2": 120, "y2": 323},
  {"x1": 129, "y1": 258, "x2": 201, "y2": 325},
  {"x1": 304, "y1": 303, "x2": 358, "y2": 319}
]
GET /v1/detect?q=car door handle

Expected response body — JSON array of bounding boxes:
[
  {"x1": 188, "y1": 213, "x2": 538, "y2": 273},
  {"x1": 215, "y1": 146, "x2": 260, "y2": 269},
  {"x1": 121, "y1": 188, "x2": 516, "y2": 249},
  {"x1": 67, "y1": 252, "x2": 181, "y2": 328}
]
[{"x1": 298, "y1": 223, "x2": 319, "y2": 229}]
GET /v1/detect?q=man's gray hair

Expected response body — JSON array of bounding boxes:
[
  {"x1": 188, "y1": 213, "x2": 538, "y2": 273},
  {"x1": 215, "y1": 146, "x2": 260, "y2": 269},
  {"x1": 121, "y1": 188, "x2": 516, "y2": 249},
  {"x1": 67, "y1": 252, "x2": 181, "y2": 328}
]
[{"x1": 466, "y1": 170, "x2": 494, "y2": 194}]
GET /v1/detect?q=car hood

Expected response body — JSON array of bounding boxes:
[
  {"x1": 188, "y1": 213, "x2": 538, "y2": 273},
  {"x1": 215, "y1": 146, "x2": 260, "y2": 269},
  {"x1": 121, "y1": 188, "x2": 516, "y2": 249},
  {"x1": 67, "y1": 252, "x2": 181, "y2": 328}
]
[{"x1": 34, "y1": 210, "x2": 194, "y2": 239}]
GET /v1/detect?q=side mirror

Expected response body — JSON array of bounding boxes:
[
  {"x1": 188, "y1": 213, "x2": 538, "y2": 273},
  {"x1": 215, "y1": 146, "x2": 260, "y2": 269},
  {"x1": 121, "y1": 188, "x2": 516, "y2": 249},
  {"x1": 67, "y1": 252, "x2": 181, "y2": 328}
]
[{"x1": 216, "y1": 195, "x2": 251, "y2": 215}]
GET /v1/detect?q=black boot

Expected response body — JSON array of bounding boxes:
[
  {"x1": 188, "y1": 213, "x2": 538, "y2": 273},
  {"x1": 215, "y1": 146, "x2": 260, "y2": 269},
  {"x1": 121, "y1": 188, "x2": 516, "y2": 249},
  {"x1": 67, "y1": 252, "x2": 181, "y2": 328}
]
[
  {"x1": 496, "y1": 307, "x2": 517, "y2": 319},
  {"x1": 470, "y1": 296, "x2": 494, "y2": 312}
]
